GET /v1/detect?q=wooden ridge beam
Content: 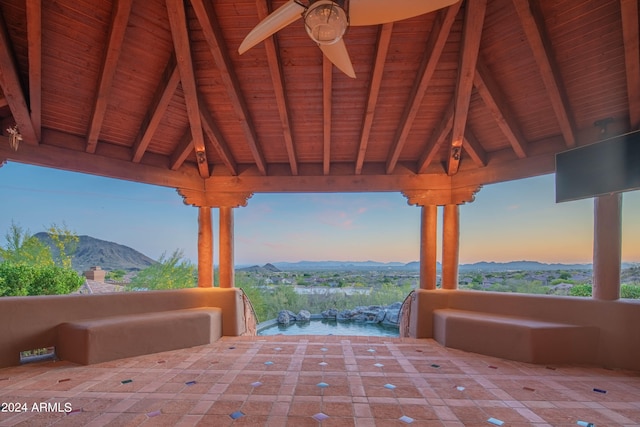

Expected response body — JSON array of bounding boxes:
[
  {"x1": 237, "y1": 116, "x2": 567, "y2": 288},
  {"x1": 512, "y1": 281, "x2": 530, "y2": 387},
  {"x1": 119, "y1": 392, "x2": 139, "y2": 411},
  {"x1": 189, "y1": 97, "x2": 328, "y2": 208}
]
[
  {"x1": 166, "y1": 0, "x2": 209, "y2": 178},
  {"x1": 446, "y1": 0, "x2": 487, "y2": 176},
  {"x1": 0, "y1": 12, "x2": 38, "y2": 145},
  {"x1": 199, "y1": 96, "x2": 238, "y2": 175},
  {"x1": 474, "y1": 59, "x2": 528, "y2": 158},
  {"x1": 356, "y1": 23, "x2": 393, "y2": 175},
  {"x1": 621, "y1": 0, "x2": 640, "y2": 129},
  {"x1": 132, "y1": 55, "x2": 180, "y2": 163},
  {"x1": 323, "y1": 55, "x2": 332, "y2": 175},
  {"x1": 191, "y1": 0, "x2": 268, "y2": 175},
  {"x1": 26, "y1": 0, "x2": 41, "y2": 142},
  {"x1": 417, "y1": 100, "x2": 454, "y2": 173},
  {"x1": 254, "y1": 0, "x2": 296, "y2": 175},
  {"x1": 386, "y1": 3, "x2": 461, "y2": 174},
  {"x1": 512, "y1": 0, "x2": 576, "y2": 147},
  {"x1": 86, "y1": 0, "x2": 133, "y2": 154}
]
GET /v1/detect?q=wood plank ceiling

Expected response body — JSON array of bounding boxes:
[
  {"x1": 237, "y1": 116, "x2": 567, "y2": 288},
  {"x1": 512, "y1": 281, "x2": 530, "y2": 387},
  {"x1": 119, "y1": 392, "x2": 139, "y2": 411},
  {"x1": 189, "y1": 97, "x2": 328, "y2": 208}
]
[{"x1": 0, "y1": 0, "x2": 638, "y2": 196}]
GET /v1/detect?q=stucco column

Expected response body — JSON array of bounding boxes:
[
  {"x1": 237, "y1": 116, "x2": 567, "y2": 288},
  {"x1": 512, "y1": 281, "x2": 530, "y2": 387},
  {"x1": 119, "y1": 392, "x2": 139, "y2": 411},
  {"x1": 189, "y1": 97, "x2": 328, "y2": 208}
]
[
  {"x1": 593, "y1": 193, "x2": 622, "y2": 300},
  {"x1": 442, "y1": 204, "x2": 460, "y2": 290},
  {"x1": 219, "y1": 206, "x2": 235, "y2": 288},
  {"x1": 420, "y1": 205, "x2": 438, "y2": 289},
  {"x1": 197, "y1": 207, "x2": 214, "y2": 287}
]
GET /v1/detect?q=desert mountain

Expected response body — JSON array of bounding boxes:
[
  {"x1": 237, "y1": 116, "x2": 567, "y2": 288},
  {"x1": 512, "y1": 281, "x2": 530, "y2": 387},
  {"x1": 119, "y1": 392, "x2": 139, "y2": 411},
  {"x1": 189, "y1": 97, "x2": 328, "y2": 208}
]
[{"x1": 34, "y1": 233, "x2": 156, "y2": 272}]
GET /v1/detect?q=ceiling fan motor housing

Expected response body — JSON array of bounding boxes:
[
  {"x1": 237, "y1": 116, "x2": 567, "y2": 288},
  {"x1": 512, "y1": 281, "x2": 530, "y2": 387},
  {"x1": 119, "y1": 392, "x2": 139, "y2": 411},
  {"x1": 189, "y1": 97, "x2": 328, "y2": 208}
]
[{"x1": 304, "y1": 0, "x2": 349, "y2": 45}]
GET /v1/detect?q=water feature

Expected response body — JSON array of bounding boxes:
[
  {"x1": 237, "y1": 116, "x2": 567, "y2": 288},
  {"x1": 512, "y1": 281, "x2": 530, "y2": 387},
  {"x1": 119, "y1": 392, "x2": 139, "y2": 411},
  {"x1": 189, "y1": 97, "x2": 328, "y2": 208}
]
[{"x1": 258, "y1": 319, "x2": 399, "y2": 337}]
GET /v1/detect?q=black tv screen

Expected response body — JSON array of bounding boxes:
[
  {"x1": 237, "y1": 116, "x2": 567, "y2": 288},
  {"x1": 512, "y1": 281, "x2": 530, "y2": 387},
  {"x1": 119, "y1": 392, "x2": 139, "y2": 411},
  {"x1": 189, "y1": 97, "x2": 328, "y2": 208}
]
[{"x1": 555, "y1": 131, "x2": 640, "y2": 202}]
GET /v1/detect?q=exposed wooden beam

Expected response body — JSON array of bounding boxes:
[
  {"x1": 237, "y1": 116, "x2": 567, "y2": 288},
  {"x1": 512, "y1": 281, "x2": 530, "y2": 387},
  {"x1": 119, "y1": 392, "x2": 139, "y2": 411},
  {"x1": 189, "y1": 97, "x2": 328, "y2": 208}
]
[
  {"x1": 323, "y1": 55, "x2": 332, "y2": 175},
  {"x1": 199, "y1": 96, "x2": 238, "y2": 175},
  {"x1": 462, "y1": 129, "x2": 487, "y2": 167},
  {"x1": 191, "y1": 0, "x2": 268, "y2": 174},
  {"x1": 355, "y1": 23, "x2": 393, "y2": 175},
  {"x1": 0, "y1": 12, "x2": 38, "y2": 145},
  {"x1": 132, "y1": 56, "x2": 180, "y2": 163},
  {"x1": 386, "y1": 3, "x2": 461, "y2": 174},
  {"x1": 26, "y1": 0, "x2": 41, "y2": 142},
  {"x1": 446, "y1": 0, "x2": 487, "y2": 176},
  {"x1": 474, "y1": 59, "x2": 528, "y2": 158},
  {"x1": 170, "y1": 129, "x2": 194, "y2": 171},
  {"x1": 0, "y1": 130, "x2": 203, "y2": 190},
  {"x1": 86, "y1": 0, "x2": 133, "y2": 154},
  {"x1": 621, "y1": 0, "x2": 640, "y2": 129},
  {"x1": 417, "y1": 100, "x2": 454, "y2": 173},
  {"x1": 255, "y1": 0, "x2": 297, "y2": 175},
  {"x1": 166, "y1": 0, "x2": 209, "y2": 178},
  {"x1": 512, "y1": 0, "x2": 576, "y2": 147},
  {"x1": 0, "y1": 95, "x2": 7, "y2": 108}
]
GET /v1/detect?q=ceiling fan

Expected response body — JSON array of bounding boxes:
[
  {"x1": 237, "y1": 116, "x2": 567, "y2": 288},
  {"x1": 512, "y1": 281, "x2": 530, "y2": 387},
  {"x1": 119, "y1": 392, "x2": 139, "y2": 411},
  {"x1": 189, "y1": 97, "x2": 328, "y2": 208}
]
[{"x1": 238, "y1": 0, "x2": 460, "y2": 78}]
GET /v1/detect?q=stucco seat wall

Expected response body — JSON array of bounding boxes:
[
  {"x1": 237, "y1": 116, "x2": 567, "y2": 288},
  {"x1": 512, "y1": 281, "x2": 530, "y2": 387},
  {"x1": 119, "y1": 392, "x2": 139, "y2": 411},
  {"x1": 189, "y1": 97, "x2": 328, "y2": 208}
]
[
  {"x1": 409, "y1": 289, "x2": 640, "y2": 370},
  {"x1": 57, "y1": 308, "x2": 222, "y2": 365},
  {"x1": 0, "y1": 288, "x2": 245, "y2": 368}
]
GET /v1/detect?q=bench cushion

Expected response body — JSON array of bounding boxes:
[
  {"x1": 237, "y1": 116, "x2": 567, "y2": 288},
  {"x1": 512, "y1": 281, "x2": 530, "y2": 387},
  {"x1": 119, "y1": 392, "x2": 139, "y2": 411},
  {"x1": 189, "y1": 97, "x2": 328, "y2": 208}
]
[
  {"x1": 57, "y1": 307, "x2": 222, "y2": 365},
  {"x1": 433, "y1": 308, "x2": 599, "y2": 364}
]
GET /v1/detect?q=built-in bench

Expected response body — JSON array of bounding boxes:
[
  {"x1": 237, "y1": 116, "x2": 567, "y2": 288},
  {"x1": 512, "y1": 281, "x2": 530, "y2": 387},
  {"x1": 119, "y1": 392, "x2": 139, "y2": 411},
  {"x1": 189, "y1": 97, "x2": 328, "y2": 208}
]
[
  {"x1": 433, "y1": 308, "x2": 599, "y2": 364},
  {"x1": 57, "y1": 307, "x2": 223, "y2": 365}
]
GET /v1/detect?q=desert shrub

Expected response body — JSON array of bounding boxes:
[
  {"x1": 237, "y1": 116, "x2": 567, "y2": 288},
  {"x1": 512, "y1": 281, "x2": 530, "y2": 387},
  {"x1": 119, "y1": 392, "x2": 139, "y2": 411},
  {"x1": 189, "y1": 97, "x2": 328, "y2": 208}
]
[
  {"x1": 127, "y1": 249, "x2": 196, "y2": 290},
  {"x1": 569, "y1": 284, "x2": 592, "y2": 297},
  {"x1": 621, "y1": 284, "x2": 640, "y2": 299},
  {"x1": 0, "y1": 262, "x2": 83, "y2": 296}
]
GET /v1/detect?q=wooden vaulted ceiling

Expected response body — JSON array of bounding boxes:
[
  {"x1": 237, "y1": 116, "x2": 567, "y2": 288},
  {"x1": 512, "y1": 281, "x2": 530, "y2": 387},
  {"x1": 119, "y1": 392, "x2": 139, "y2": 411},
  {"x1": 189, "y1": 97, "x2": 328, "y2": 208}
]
[{"x1": 0, "y1": 0, "x2": 638, "y2": 199}]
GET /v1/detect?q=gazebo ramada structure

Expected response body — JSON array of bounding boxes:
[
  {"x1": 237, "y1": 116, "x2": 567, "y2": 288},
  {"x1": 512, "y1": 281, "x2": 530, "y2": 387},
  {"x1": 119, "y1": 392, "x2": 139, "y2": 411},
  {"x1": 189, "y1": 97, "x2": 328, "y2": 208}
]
[{"x1": 0, "y1": 0, "x2": 639, "y2": 370}]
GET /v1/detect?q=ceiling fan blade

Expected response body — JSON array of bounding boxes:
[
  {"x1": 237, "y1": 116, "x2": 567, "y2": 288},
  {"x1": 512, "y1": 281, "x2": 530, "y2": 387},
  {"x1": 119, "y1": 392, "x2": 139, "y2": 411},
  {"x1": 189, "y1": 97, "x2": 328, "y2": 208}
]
[
  {"x1": 349, "y1": 0, "x2": 460, "y2": 26},
  {"x1": 238, "y1": 0, "x2": 305, "y2": 54},
  {"x1": 319, "y1": 40, "x2": 356, "y2": 78}
]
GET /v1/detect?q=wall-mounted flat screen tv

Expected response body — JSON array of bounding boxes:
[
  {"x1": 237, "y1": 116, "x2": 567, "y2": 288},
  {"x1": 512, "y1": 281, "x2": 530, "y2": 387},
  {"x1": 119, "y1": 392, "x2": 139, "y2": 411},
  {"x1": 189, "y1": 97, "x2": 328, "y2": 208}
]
[{"x1": 555, "y1": 131, "x2": 640, "y2": 202}]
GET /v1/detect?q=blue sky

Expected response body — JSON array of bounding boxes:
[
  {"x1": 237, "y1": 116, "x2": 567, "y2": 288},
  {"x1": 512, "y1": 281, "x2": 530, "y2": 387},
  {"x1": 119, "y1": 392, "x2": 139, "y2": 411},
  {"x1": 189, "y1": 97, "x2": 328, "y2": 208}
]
[{"x1": 0, "y1": 161, "x2": 638, "y2": 265}]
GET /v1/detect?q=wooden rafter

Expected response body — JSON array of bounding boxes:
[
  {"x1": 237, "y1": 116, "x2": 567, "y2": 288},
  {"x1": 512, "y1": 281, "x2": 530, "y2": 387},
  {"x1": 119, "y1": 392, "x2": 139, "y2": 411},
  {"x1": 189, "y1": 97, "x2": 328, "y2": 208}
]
[
  {"x1": 191, "y1": 0, "x2": 267, "y2": 175},
  {"x1": 446, "y1": 0, "x2": 486, "y2": 176},
  {"x1": 255, "y1": 0, "x2": 297, "y2": 175},
  {"x1": 132, "y1": 56, "x2": 180, "y2": 163},
  {"x1": 26, "y1": 0, "x2": 41, "y2": 142},
  {"x1": 170, "y1": 130, "x2": 193, "y2": 171},
  {"x1": 355, "y1": 23, "x2": 393, "y2": 175},
  {"x1": 0, "y1": 12, "x2": 38, "y2": 145},
  {"x1": 512, "y1": 0, "x2": 575, "y2": 147},
  {"x1": 462, "y1": 129, "x2": 487, "y2": 167},
  {"x1": 386, "y1": 3, "x2": 461, "y2": 175},
  {"x1": 417, "y1": 100, "x2": 454, "y2": 173},
  {"x1": 0, "y1": 95, "x2": 7, "y2": 108},
  {"x1": 621, "y1": 0, "x2": 640, "y2": 129},
  {"x1": 199, "y1": 96, "x2": 238, "y2": 175},
  {"x1": 323, "y1": 56, "x2": 332, "y2": 175},
  {"x1": 86, "y1": 0, "x2": 133, "y2": 154},
  {"x1": 166, "y1": 0, "x2": 209, "y2": 178},
  {"x1": 474, "y1": 59, "x2": 527, "y2": 158}
]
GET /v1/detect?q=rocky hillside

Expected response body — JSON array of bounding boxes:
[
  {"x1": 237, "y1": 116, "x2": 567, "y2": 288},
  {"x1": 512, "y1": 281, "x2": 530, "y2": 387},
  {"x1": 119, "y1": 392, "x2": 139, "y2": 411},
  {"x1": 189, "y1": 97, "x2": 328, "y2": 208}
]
[{"x1": 34, "y1": 233, "x2": 156, "y2": 272}]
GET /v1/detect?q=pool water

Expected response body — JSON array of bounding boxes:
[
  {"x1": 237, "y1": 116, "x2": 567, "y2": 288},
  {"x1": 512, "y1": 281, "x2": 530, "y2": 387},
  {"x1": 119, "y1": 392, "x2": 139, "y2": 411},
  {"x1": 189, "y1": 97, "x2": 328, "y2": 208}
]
[{"x1": 258, "y1": 319, "x2": 399, "y2": 337}]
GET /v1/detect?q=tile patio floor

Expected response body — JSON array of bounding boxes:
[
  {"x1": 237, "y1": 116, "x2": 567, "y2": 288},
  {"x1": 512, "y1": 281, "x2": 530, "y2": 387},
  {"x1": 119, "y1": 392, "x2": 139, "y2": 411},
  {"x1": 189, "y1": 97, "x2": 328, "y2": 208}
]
[{"x1": 1, "y1": 336, "x2": 639, "y2": 426}]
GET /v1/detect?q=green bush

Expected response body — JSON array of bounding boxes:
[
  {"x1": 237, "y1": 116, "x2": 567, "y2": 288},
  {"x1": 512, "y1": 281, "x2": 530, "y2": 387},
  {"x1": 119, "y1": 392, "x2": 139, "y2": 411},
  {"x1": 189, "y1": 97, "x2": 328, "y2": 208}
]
[
  {"x1": 127, "y1": 249, "x2": 196, "y2": 290},
  {"x1": 569, "y1": 284, "x2": 592, "y2": 297},
  {"x1": 621, "y1": 284, "x2": 640, "y2": 299},
  {"x1": 0, "y1": 262, "x2": 83, "y2": 296}
]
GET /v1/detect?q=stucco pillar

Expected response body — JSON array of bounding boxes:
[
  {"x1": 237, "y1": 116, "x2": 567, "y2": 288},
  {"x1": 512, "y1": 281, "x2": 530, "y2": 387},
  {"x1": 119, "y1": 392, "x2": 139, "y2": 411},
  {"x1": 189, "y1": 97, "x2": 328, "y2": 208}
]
[
  {"x1": 593, "y1": 193, "x2": 622, "y2": 300},
  {"x1": 219, "y1": 206, "x2": 235, "y2": 288},
  {"x1": 420, "y1": 205, "x2": 438, "y2": 289},
  {"x1": 197, "y1": 206, "x2": 213, "y2": 288},
  {"x1": 442, "y1": 204, "x2": 460, "y2": 290}
]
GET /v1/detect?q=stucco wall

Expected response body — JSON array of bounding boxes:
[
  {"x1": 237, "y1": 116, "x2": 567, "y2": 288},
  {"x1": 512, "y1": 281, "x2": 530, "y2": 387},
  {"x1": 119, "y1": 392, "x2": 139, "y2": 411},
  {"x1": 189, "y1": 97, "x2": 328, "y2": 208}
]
[
  {"x1": 0, "y1": 287, "x2": 245, "y2": 368},
  {"x1": 410, "y1": 289, "x2": 640, "y2": 371}
]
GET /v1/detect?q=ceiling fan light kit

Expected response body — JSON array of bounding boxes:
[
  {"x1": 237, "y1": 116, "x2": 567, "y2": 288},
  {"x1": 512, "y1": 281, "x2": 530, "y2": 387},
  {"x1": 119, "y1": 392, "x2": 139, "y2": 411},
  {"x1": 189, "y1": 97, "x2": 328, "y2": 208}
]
[{"x1": 304, "y1": 0, "x2": 349, "y2": 46}]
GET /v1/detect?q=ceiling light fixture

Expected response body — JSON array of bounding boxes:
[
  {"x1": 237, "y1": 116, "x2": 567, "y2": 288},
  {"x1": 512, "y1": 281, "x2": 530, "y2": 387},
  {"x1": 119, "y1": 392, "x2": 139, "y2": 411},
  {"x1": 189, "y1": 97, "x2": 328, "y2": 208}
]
[
  {"x1": 6, "y1": 124, "x2": 22, "y2": 151},
  {"x1": 304, "y1": 0, "x2": 348, "y2": 45}
]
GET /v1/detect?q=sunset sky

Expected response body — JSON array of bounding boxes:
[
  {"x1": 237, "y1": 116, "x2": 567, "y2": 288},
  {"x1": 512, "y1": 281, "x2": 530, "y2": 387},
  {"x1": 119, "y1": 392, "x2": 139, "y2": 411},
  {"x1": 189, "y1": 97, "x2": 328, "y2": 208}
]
[{"x1": 1, "y1": 161, "x2": 638, "y2": 266}]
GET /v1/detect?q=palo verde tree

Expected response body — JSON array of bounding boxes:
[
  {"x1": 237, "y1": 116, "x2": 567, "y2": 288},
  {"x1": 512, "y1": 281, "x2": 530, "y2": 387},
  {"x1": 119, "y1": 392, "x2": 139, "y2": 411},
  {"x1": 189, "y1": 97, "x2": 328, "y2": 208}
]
[{"x1": 126, "y1": 249, "x2": 196, "y2": 290}]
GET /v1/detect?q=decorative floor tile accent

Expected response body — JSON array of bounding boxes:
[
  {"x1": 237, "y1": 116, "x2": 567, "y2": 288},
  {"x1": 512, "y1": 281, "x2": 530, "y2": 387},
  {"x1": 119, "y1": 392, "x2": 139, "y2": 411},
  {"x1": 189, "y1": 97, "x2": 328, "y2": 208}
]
[
  {"x1": 321, "y1": 347, "x2": 328, "y2": 352},
  {"x1": 317, "y1": 382, "x2": 329, "y2": 388},
  {"x1": 121, "y1": 379, "x2": 132, "y2": 384},
  {"x1": 399, "y1": 415, "x2": 414, "y2": 423},
  {"x1": 577, "y1": 421, "x2": 595, "y2": 427},
  {"x1": 431, "y1": 364, "x2": 440, "y2": 368},
  {"x1": 312, "y1": 412, "x2": 329, "y2": 421},
  {"x1": 593, "y1": 388, "x2": 607, "y2": 393},
  {"x1": 229, "y1": 410, "x2": 245, "y2": 420},
  {"x1": 251, "y1": 381, "x2": 262, "y2": 387},
  {"x1": 367, "y1": 349, "x2": 376, "y2": 353},
  {"x1": 319, "y1": 362, "x2": 328, "y2": 366},
  {"x1": 384, "y1": 384, "x2": 396, "y2": 390},
  {"x1": 147, "y1": 410, "x2": 161, "y2": 417},
  {"x1": 275, "y1": 347, "x2": 282, "y2": 351},
  {"x1": 374, "y1": 363, "x2": 384, "y2": 367},
  {"x1": 185, "y1": 380, "x2": 196, "y2": 385},
  {"x1": 264, "y1": 361, "x2": 274, "y2": 365},
  {"x1": 487, "y1": 417, "x2": 504, "y2": 425},
  {"x1": 456, "y1": 386, "x2": 465, "y2": 391}
]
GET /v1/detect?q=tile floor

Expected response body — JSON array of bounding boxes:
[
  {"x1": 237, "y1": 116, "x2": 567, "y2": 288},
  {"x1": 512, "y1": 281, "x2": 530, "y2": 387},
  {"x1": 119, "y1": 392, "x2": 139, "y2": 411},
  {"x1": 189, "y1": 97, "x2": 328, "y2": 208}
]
[{"x1": 0, "y1": 336, "x2": 639, "y2": 426}]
